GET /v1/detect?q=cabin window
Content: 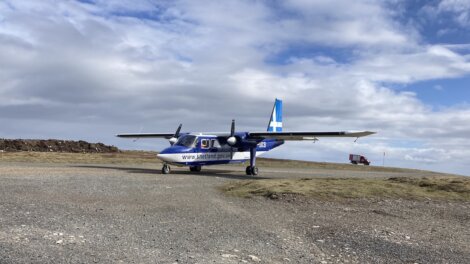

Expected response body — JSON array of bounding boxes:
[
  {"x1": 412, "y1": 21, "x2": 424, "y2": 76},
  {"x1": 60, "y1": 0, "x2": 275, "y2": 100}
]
[
  {"x1": 201, "y1": 139, "x2": 210, "y2": 149},
  {"x1": 211, "y1": 139, "x2": 221, "y2": 148}
]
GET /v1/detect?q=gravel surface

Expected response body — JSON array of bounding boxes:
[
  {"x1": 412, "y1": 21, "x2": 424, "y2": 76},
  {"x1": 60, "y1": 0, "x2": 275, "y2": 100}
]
[{"x1": 0, "y1": 162, "x2": 469, "y2": 263}]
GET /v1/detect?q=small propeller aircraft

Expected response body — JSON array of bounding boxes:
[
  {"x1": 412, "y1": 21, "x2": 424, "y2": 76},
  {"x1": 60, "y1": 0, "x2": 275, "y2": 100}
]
[{"x1": 117, "y1": 99, "x2": 375, "y2": 175}]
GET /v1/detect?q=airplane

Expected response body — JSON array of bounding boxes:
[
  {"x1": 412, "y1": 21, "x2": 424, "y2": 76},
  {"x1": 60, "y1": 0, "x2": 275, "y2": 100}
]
[{"x1": 117, "y1": 99, "x2": 375, "y2": 175}]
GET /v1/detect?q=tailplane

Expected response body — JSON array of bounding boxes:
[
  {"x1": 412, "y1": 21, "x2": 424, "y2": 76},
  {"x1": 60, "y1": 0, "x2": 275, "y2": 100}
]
[{"x1": 267, "y1": 99, "x2": 283, "y2": 132}]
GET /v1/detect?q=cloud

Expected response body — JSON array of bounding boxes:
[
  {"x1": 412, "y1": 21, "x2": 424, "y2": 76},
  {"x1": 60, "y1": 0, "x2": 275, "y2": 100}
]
[
  {"x1": 0, "y1": 0, "x2": 470, "y2": 175},
  {"x1": 279, "y1": 0, "x2": 411, "y2": 47},
  {"x1": 438, "y1": 0, "x2": 470, "y2": 26},
  {"x1": 352, "y1": 45, "x2": 470, "y2": 83}
]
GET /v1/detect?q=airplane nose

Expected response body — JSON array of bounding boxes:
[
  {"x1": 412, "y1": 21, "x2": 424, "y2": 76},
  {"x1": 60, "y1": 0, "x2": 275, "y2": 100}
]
[
  {"x1": 157, "y1": 148, "x2": 171, "y2": 162},
  {"x1": 157, "y1": 145, "x2": 194, "y2": 164}
]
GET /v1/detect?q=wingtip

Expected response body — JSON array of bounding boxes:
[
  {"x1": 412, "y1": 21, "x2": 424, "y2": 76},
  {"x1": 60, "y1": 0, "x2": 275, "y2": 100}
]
[{"x1": 362, "y1": 131, "x2": 377, "y2": 137}]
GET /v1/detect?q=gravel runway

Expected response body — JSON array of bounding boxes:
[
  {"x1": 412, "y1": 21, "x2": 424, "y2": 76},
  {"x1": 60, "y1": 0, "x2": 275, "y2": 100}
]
[{"x1": 0, "y1": 163, "x2": 469, "y2": 263}]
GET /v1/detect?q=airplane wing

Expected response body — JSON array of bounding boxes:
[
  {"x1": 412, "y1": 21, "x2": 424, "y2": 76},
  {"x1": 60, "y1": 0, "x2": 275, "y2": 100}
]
[
  {"x1": 116, "y1": 133, "x2": 175, "y2": 139},
  {"x1": 116, "y1": 131, "x2": 376, "y2": 140},
  {"x1": 248, "y1": 131, "x2": 376, "y2": 140}
]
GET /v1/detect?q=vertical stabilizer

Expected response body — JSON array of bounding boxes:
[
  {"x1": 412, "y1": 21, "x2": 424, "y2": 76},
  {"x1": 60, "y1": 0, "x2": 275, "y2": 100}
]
[{"x1": 267, "y1": 99, "x2": 283, "y2": 132}]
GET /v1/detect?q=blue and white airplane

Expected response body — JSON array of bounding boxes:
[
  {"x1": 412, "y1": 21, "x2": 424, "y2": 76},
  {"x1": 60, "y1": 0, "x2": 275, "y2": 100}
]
[{"x1": 117, "y1": 99, "x2": 375, "y2": 175}]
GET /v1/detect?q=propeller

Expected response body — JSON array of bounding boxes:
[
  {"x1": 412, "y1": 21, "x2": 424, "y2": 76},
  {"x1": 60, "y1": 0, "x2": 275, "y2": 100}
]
[
  {"x1": 227, "y1": 119, "x2": 237, "y2": 159},
  {"x1": 227, "y1": 119, "x2": 237, "y2": 146},
  {"x1": 169, "y1": 124, "x2": 182, "y2": 145}
]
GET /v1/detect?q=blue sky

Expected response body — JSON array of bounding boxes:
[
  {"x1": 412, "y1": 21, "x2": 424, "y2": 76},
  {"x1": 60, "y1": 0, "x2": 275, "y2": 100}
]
[
  {"x1": 405, "y1": 78, "x2": 470, "y2": 107},
  {"x1": 0, "y1": 0, "x2": 470, "y2": 175}
]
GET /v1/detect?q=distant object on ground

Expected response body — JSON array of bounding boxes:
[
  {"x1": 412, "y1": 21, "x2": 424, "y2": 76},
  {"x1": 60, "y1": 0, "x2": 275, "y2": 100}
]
[
  {"x1": 0, "y1": 139, "x2": 119, "y2": 153},
  {"x1": 349, "y1": 154, "x2": 370, "y2": 166}
]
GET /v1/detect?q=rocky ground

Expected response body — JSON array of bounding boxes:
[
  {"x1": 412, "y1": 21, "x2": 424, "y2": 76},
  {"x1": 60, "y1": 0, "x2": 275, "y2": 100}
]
[
  {"x1": 0, "y1": 162, "x2": 468, "y2": 263},
  {"x1": 0, "y1": 139, "x2": 119, "y2": 153}
]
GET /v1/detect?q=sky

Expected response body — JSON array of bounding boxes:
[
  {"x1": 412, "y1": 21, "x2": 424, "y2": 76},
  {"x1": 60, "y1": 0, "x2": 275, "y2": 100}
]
[{"x1": 0, "y1": 0, "x2": 469, "y2": 175}]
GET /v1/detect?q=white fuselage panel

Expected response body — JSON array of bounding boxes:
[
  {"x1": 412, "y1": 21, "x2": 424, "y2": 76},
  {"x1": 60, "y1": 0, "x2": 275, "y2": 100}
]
[{"x1": 157, "y1": 151, "x2": 266, "y2": 164}]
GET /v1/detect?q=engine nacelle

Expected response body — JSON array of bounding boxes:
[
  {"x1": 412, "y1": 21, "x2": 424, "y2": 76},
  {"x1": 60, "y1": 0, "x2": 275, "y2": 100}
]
[
  {"x1": 227, "y1": 136, "x2": 237, "y2": 146},
  {"x1": 169, "y1": 137, "x2": 178, "y2": 145}
]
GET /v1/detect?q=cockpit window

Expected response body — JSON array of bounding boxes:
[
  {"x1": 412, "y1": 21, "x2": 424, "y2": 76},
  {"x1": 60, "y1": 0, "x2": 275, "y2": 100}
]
[{"x1": 175, "y1": 135, "x2": 197, "y2": 148}]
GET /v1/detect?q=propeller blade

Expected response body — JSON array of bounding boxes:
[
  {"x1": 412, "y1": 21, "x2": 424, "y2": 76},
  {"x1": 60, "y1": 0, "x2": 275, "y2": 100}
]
[
  {"x1": 230, "y1": 119, "x2": 235, "y2": 137},
  {"x1": 230, "y1": 120, "x2": 235, "y2": 159},
  {"x1": 169, "y1": 124, "x2": 182, "y2": 145},
  {"x1": 174, "y1": 124, "x2": 182, "y2": 138}
]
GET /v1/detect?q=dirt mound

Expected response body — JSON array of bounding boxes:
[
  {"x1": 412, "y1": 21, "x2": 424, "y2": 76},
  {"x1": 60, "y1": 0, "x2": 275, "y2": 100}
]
[{"x1": 0, "y1": 139, "x2": 119, "y2": 153}]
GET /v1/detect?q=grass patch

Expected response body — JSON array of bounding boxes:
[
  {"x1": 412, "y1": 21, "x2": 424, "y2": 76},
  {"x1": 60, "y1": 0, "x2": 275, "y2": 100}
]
[
  {"x1": 234, "y1": 157, "x2": 443, "y2": 174},
  {"x1": 0, "y1": 151, "x2": 159, "y2": 165},
  {"x1": 0, "y1": 151, "x2": 429, "y2": 174},
  {"x1": 221, "y1": 176, "x2": 470, "y2": 201}
]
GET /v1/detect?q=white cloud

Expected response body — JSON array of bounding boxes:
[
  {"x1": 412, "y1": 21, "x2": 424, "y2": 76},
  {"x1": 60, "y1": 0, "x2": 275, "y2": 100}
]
[
  {"x1": 438, "y1": 0, "x2": 470, "y2": 26},
  {"x1": 280, "y1": 0, "x2": 411, "y2": 47}
]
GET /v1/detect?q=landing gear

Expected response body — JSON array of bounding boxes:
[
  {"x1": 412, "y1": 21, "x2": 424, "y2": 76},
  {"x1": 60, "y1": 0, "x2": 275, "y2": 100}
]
[
  {"x1": 162, "y1": 164, "x2": 171, "y2": 174},
  {"x1": 245, "y1": 166, "x2": 258, "y2": 176},
  {"x1": 189, "y1": 165, "x2": 202, "y2": 172},
  {"x1": 245, "y1": 147, "x2": 259, "y2": 176}
]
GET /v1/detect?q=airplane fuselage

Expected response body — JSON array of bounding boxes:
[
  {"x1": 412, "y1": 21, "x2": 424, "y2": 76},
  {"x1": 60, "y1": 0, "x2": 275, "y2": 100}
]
[{"x1": 157, "y1": 133, "x2": 284, "y2": 166}]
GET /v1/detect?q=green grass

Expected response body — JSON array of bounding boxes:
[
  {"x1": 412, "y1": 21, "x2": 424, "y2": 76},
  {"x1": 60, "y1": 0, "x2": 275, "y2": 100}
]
[
  {"x1": 221, "y1": 177, "x2": 470, "y2": 201},
  {"x1": 0, "y1": 151, "x2": 418, "y2": 172},
  {"x1": 3, "y1": 151, "x2": 467, "y2": 201},
  {"x1": 0, "y1": 151, "x2": 159, "y2": 164},
  {"x1": 0, "y1": 151, "x2": 458, "y2": 176},
  {"x1": 250, "y1": 157, "x2": 431, "y2": 173}
]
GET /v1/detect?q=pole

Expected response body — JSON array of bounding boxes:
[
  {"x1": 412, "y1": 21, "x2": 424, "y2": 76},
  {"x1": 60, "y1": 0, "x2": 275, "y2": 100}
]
[{"x1": 383, "y1": 152, "x2": 385, "y2": 167}]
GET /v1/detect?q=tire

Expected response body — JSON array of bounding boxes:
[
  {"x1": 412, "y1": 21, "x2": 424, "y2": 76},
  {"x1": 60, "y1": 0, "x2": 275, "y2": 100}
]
[
  {"x1": 246, "y1": 166, "x2": 252, "y2": 175},
  {"x1": 162, "y1": 165, "x2": 170, "y2": 174},
  {"x1": 190, "y1": 166, "x2": 202, "y2": 172},
  {"x1": 251, "y1": 166, "x2": 258, "y2": 176}
]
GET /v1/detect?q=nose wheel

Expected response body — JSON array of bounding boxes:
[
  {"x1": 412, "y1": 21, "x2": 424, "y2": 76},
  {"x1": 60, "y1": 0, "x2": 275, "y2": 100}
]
[
  {"x1": 162, "y1": 164, "x2": 171, "y2": 174},
  {"x1": 189, "y1": 165, "x2": 202, "y2": 172},
  {"x1": 245, "y1": 166, "x2": 258, "y2": 176}
]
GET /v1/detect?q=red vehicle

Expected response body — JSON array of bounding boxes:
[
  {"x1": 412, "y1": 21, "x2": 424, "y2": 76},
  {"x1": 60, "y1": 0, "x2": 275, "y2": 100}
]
[{"x1": 349, "y1": 154, "x2": 370, "y2": 166}]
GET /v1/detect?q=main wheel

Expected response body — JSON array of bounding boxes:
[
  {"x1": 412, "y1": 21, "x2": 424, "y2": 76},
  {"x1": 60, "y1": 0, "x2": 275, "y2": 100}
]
[
  {"x1": 162, "y1": 164, "x2": 171, "y2": 174},
  {"x1": 189, "y1": 166, "x2": 202, "y2": 172},
  {"x1": 251, "y1": 166, "x2": 258, "y2": 176},
  {"x1": 245, "y1": 166, "x2": 252, "y2": 175}
]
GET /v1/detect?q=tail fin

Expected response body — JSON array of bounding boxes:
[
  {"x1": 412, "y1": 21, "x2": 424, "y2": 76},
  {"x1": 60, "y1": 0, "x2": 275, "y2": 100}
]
[{"x1": 267, "y1": 99, "x2": 283, "y2": 132}]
